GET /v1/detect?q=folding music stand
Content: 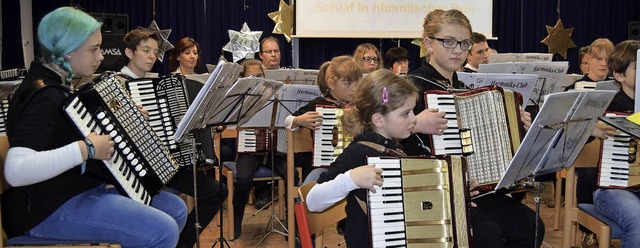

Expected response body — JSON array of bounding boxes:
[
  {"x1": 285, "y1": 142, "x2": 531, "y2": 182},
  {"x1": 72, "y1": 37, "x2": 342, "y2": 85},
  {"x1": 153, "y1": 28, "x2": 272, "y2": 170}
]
[
  {"x1": 175, "y1": 62, "x2": 283, "y2": 248},
  {"x1": 236, "y1": 84, "x2": 322, "y2": 247},
  {"x1": 493, "y1": 90, "x2": 617, "y2": 248}
]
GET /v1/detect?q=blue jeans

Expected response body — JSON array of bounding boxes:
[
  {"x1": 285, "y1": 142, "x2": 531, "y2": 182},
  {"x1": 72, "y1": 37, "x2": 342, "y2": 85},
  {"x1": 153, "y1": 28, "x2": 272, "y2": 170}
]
[
  {"x1": 594, "y1": 188, "x2": 640, "y2": 247},
  {"x1": 24, "y1": 184, "x2": 187, "y2": 248}
]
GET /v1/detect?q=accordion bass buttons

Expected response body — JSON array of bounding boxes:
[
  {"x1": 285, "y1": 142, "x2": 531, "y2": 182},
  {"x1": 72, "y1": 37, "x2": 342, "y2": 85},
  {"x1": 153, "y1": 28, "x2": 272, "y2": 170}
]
[{"x1": 628, "y1": 139, "x2": 637, "y2": 163}]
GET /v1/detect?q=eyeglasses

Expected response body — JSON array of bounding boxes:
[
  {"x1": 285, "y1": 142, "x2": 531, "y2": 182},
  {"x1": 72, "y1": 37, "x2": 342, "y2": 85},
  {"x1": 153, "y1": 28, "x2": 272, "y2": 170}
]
[
  {"x1": 363, "y1": 57, "x2": 380, "y2": 63},
  {"x1": 429, "y1": 37, "x2": 473, "y2": 51},
  {"x1": 262, "y1": 49, "x2": 280, "y2": 54}
]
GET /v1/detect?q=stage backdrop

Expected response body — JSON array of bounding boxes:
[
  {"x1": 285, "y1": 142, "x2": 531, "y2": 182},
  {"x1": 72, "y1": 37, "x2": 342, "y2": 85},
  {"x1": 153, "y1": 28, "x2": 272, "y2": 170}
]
[
  {"x1": 1, "y1": 0, "x2": 638, "y2": 74},
  {"x1": 295, "y1": 0, "x2": 493, "y2": 39}
]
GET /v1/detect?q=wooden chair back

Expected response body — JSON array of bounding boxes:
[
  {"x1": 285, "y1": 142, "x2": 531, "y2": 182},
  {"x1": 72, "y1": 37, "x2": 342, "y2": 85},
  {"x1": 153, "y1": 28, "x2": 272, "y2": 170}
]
[{"x1": 298, "y1": 182, "x2": 347, "y2": 238}]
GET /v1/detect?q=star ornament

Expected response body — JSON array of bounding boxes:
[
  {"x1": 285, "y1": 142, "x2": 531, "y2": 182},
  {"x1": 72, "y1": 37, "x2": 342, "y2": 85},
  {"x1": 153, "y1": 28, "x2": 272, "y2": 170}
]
[
  {"x1": 540, "y1": 19, "x2": 577, "y2": 59},
  {"x1": 223, "y1": 22, "x2": 262, "y2": 62},
  {"x1": 268, "y1": 0, "x2": 294, "y2": 42},
  {"x1": 147, "y1": 20, "x2": 174, "y2": 62}
]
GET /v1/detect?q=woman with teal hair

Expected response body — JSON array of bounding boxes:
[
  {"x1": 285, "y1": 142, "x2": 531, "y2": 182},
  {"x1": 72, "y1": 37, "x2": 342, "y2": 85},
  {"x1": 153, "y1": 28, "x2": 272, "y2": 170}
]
[{"x1": 1, "y1": 7, "x2": 187, "y2": 247}]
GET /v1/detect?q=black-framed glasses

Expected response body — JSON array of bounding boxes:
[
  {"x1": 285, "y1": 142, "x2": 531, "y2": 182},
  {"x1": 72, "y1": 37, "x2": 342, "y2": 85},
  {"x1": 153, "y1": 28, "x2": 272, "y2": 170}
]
[
  {"x1": 429, "y1": 37, "x2": 473, "y2": 51},
  {"x1": 363, "y1": 57, "x2": 380, "y2": 63}
]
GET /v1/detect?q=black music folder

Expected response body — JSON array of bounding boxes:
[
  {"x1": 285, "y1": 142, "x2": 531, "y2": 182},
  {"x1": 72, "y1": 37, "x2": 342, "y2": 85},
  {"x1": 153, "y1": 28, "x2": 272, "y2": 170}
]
[
  {"x1": 495, "y1": 90, "x2": 617, "y2": 190},
  {"x1": 598, "y1": 116, "x2": 640, "y2": 139}
]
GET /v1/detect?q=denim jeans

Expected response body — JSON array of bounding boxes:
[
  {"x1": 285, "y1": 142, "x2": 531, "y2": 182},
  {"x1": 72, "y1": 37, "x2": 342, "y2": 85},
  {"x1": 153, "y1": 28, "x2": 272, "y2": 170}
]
[
  {"x1": 24, "y1": 184, "x2": 188, "y2": 248},
  {"x1": 594, "y1": 188, "x2": 640, "y2": 247}
]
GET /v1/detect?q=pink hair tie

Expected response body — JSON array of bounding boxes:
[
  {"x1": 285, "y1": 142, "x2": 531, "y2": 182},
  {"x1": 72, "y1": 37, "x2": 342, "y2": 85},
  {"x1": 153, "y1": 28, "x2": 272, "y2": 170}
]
[{"x1": 382, "y1": 87, "x2": 389, "y2": 103}]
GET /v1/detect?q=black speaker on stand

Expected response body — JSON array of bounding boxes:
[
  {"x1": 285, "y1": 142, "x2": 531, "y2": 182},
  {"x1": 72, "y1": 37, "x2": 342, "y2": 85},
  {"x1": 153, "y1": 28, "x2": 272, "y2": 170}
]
[
  {"x1": 629, "y1": 21, "x2": 640, "y2": 41},
  {"x1": 90, "y1": 13, "x2": 129, "y2": 73}
]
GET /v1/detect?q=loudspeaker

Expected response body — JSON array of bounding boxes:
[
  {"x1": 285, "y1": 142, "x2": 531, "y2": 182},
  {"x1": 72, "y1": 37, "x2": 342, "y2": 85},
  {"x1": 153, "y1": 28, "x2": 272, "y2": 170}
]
[
  {"x1": 630, "y1": 21, "x2": 640, "y2": 40},
  {"x1": 90, "y1": 13, "x2": 129, "y2": 35},
  {"x1": 97, "y1": 34, "x2": 127, "y2": 73}
]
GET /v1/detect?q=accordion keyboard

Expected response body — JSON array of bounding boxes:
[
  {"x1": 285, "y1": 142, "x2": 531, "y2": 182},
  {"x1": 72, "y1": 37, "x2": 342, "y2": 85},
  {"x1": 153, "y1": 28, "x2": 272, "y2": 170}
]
[
  {"x1": 425, "y1": 94, "x2": 463, "y2": 155},
  {"x1": 64, "y1": 76, "x2": 180, "y2": 205},
  {"x1": 127, "y1": 76, "x2": 194, "y2": 167}
]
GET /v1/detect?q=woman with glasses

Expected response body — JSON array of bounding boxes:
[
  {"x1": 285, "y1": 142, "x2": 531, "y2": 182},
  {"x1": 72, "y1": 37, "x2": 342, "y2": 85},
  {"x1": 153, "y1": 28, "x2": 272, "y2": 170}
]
[
  {"x1": 403, "y1": 9, "x2": 543, "y2": 248},
  {"x1": 353, "y1": 43, "x2": 383, "y2": 74}
]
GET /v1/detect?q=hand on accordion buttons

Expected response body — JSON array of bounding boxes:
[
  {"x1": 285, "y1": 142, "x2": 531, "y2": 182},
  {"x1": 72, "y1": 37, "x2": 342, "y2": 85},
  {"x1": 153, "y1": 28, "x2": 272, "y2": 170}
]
[
  {"x1": 519, "y1": 107, "x2": 532, "y2": 131},
  {"x1": 137, "y1": 105, "x2": 150, "y2": 120},
  {"x1": 296, "y1": 111, "x2": 323, "y2": 130},
  {"x1": 414, "y1": 108, "x2": 447, "y2": 135},
  {"x1": 350, "y1": 165, "x2": 384, "y2": 193},
  {"x1": 87, "y1": 132, "x2": 115, "y2": 160},
  {"x1": 468, "y1": 178, "x2": 479, "y2": 207}
]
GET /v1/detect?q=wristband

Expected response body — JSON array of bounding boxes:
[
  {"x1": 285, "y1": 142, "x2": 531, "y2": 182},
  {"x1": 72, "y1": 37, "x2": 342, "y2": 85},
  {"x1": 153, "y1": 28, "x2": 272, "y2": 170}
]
[{"x1": 83, "y1": 138, "x2": 95, "y2": 159}]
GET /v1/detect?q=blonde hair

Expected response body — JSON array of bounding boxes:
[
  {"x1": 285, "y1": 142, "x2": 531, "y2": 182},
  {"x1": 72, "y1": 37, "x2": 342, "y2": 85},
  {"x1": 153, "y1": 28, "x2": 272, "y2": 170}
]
[
  {"x1": 317, "y1": 56, "x2": 363, "y2": 95},
  {"x1": 341, "y1": 69, "x2": 418, "y2": 137},
  {"x1": 239, "y1": 59, "x2": 265, "y2": 77},
  {"x1": 422, "y1": 9, "x2": 472, "y2": 40},
  {"x1": 353, "y1": 43, "x2": 383, "y2": 71},
  {"x1": 588, "y1": 38, "x2": 614, "y2": 59}
]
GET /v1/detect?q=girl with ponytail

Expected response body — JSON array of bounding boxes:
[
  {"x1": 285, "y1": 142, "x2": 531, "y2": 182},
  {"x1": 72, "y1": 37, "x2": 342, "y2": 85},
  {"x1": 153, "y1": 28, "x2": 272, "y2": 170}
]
[{"x1": 305, "y1": 69, "x2": 418, "y2": 247}]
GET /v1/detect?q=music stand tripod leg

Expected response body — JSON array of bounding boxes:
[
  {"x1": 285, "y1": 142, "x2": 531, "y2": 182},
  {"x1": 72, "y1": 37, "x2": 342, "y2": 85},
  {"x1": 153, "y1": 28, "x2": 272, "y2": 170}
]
[
  {"x1": 210, "y1": 129, "x2": 231, "y2": 248},
  {"x1": 253, "y1": 127, "x2": 288, "y2": 248}
]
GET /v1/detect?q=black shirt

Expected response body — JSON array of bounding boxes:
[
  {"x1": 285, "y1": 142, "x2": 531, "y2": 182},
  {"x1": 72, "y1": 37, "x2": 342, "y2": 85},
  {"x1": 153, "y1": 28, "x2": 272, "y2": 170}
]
[
  {"x1": 291, "y1": 95, "x2": 340, "y2": 117},
  {"x1": 2, "y1": 62, "x2": 107, "y2": 237},
  {"x1": 607, "y1": 89, "x2": 634, "y2": 113},
  {"x1": 317, "y1": 131, "x2": 402, "y2": 247},
  {"x1": 402, "y1": 62, "x2": 466, "y2": 156}
]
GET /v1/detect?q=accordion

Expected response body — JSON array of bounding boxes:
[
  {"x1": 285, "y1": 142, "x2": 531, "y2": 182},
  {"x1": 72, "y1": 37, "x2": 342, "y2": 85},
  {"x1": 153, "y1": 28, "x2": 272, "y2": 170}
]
[
  {"x1": 126, "y1": 75, "x2": 194, "y2": 167},
  {"x1": 598, "y1": 112, "x2": 640, "y2": 188},
  {"x1": 312, "y1": 106, "x2": 352, "y2": 167},
  {"x1": 0, "y1": 96, "x2": 10, "y2": 136},
  {"x1": 63, "y1": 73, "x2": 180, "y2": 205},
  {"x1": 368, "y1": 156, "x2": 471, "y2": 248},
  {"x1": 237, "y1": 128, "x2": 282, "y2": 153},
  {"x1": 425, "y1": 86, "x2": 523, "y2": 190}
]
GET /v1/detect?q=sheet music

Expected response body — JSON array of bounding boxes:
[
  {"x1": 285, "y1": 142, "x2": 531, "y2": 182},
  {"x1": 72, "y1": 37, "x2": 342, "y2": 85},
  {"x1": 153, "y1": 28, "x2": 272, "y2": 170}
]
[
  {"x1": 496, "y1": 90, "x2": 617, "y2": 190},
  {"x1": 222, "y1": 77, "x2": 283, "y2": 127},
  {"x1": 240, "y1": 84, "x2": 322, "y2": 128},
  {"x1": 456, "y1": 72, "x2": 537, "y2": 107},
  {"x1": 265, "y1": 68, "x2": 319, "y2": 85},
  {"x1": 478, "y1": 62, "x2": 569, "y2": 106},
  {"x1": 488, "y1": 53, "x2": 553, "y2": 63},
  {"x1": 206, "y1": 64, "x2": 216, "y2": 73},
  {"x1": 562, "y1": 73, "x2": 583, "y2": 88},
  {"x1": 174, "y1": 62, "x2": 242, "y2": 140}
]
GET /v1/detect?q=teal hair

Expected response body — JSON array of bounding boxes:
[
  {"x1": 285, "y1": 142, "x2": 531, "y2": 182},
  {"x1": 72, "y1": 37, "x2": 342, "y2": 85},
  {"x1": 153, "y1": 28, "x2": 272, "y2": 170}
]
[{"x1": 37, "y1": 7, "x2": 101, "y2": 83}]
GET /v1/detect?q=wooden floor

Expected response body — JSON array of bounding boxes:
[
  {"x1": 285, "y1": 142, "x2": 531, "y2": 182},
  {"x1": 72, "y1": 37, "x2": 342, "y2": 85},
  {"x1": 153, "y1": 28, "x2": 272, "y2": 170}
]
[{"x1": 196, "y1": 190, "x2": 570, "y2": 248}]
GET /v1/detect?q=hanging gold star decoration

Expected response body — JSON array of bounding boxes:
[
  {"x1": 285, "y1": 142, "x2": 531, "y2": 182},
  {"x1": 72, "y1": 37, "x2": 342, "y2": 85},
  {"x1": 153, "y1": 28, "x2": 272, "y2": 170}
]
[
  {"x1": 147, "y1": 20, "x2": 173, "y2": 62},
  {"x1": 223, "y1": 22, "x2": 262, "y2": 62},
  {"x1": 268, "y1": 0, "x2": 294, "y2": 42},
  {"x1": 540, "y1": 19, "x2": 576, "y2": 59}
]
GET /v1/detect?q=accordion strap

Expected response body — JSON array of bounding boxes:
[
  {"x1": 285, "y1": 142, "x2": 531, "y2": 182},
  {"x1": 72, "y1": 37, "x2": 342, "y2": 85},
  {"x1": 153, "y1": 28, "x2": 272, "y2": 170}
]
[{"x1": 358, "y1": 141, "x2": 407, "y2": 157}]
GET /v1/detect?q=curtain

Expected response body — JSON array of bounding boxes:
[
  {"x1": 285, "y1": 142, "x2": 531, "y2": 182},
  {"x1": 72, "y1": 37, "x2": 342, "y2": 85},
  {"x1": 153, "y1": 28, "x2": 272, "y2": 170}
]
[{"x1": 2, "y1": 0, "x2": 639, "y2": 74}]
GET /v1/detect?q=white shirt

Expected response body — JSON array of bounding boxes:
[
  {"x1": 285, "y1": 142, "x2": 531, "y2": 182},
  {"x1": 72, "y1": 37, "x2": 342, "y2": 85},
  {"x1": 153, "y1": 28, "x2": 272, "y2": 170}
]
[
  {"x1": 120, "y1": 66, "x2": 158, "y2": 79},
  {"x1": 464, "y1": 63, "x2": 478, "y2": 72}
]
